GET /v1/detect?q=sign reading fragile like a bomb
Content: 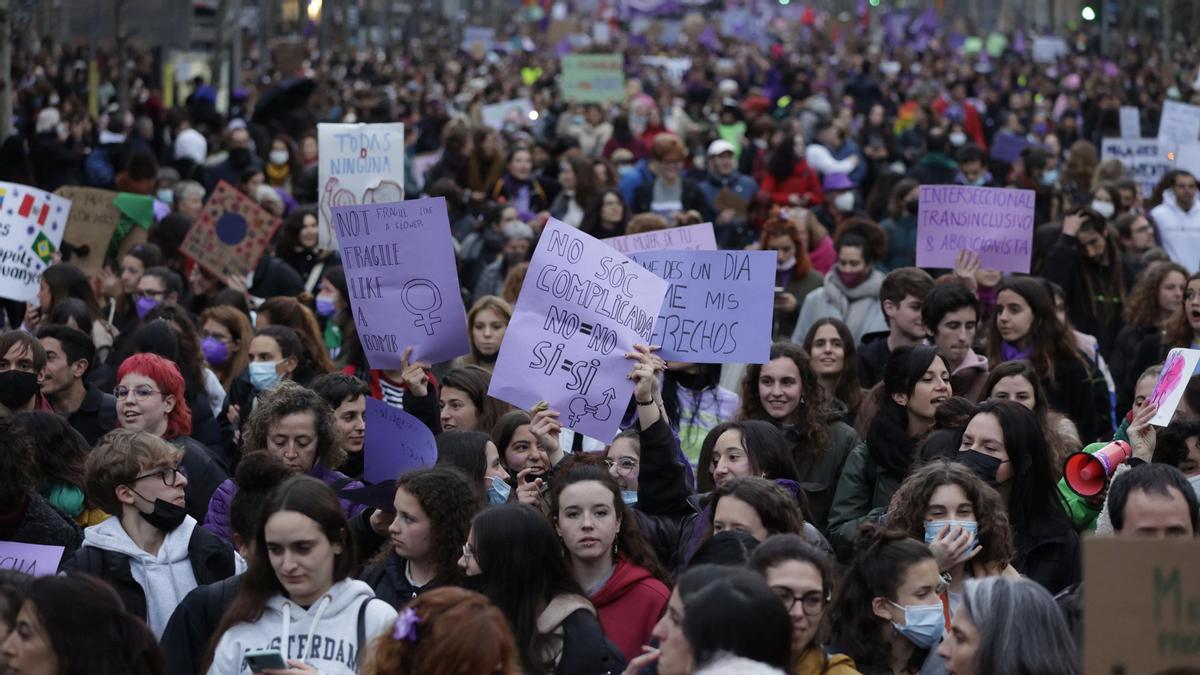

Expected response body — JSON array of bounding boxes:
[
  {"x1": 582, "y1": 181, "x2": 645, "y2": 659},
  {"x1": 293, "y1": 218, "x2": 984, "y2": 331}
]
[{"x1": 180, "y1": 181, "x2": 281, "y2": 279}]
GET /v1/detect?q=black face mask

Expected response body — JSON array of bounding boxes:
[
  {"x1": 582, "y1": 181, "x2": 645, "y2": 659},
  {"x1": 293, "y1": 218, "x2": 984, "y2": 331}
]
[
  {"x1": 958, "y1": 450, "x2": 1003, "y2": 487},
  {"x1": 0, "y1": 370, "x2": 39, "y2": 410},
  {"x1": 135, "y1": 495, "x2": 188, "y2": 532},
  {"x1": 672, "y1": 370, "x2": 712, "y2": 391},
  {"x1": 905, "y1": 200, "x2": 920, "y2": 216},
  {"x1": 229, "y1": 147, "x2": 252, "y2": 167}
]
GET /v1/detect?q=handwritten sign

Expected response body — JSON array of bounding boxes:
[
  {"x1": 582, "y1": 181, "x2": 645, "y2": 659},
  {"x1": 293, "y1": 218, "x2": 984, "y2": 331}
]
[
  {"x1": 55, "y1": 186, "x2": 119, "y2": 275},
  {"x1": 1120, "y1": 107, "x2": 1142, "y2": 139},
  {"x1": 317, "y1": 122, "x2": 406, "y2": 249},
  {"x1": 1083, "y1": 537, "x2": 1200, "y2": 675},
  {"x1": 489, "y1": 218, "x2": 668, "y2": 440},
  {"x1": 631, "y1": 250, "x2": 775, "y2": 364},
  {"x1": 0, "y1": 541, "x2": 65, "y2": 576},
  {"x1": 1101, "y1": 138, "x2": 1169, "y2": 199},
  {"x1": 989, "y1": 132, "x2": 1030, "y2": 164},
  {"x1": 0, "y1": 182, "x2": 70, "y2": 303},
  {"x1": 481, "y1": 99, "x2": 534, "y2": 131},
  {"x1": 363, "y1": 397, "x2": 437, "y2": 483},
  {"x1": 1145, "y1": 348, "x2": 1200, "y2": 426},
  {"x1": 1158, "y1": 100, "x2": 1200, "y2": 151},
  {"x1": 561, "y1": 54, "x2": 625, "y2": 104},
  {"x1": 915, "y1": 186, "x2": 1035, "y2": 273},
  {"x1": 331, "y1": 197, "x2": 469, "y2": 368},
  {"x1": 179, "y1": 181, "x2": 280, "y2": 279},
  {"x1": 605, "y1": 223, "x2": 717, "y2": 255},
  {"x1": 1031, "y1": 36, "x2": 1068, "y2": 63}
]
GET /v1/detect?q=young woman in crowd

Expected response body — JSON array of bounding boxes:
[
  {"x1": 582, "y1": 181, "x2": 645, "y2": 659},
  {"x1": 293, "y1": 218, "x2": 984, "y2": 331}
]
[
  {"x1": 658, "y1": 362, "x2": 738, "y2": 472},
  {"x1": 938, "y1": 577, "x2": 1080, "y2": 675},
  {"x1": 142, "y1": 303, "x2": 226, "y2": 419},
  {"x1": 438, "y1": 364, "x2": 511, "y2": 433},
  {"x1": 1111, "y1": 261, "x2": 1186, "y2": 412},
  {"x1": 828, "y1": 346, "x2": 951, "y2": 559},
  {"x1": 456, "y1": 295, "x2": 511, "y2": 371},
  {"x1": 361, "y1": 466, "x2": 481, "y2": 607},
  {"x1": 955, "y1": 400, "x2": 1081, "y2": 593},
  {"x1": 760, "y1": 133, "x2": 823, "y2": 208},
  {"x1": 435, "y1": 430, "x2": 512, "y2": 504},
  {"x1": 828, "y1": 526, "x2": 946, "y2": 675},
  {"x1": 985, "y1": 277, "x2": 1103, "y2": 441},
  {"x1": 738, "y1": 342, "x2": 860, "y2": 531},
  {"x1": 1127, "y1": 271, "x2": 1200, "y2": 408},
  {"x1": 275, "y1": 205, "x2": 338, "y2": 287},
  {"x1": 459, "y1": 504, "x2": 625, "y2": 675},
  {"x1": 317, "y1": 264, "x2": 352, "y2": 361},
  {"x1": 705, "y1": 477, "x2": 808, "y2": 545},
  {"x1": 101, "y1": 242, "x2": 164, "y2": 342},
  {"x1": 804, "y1": 318, "x2": 865, "y2": 426},
  {"x1": 361, "y1": 587, "x2": 518, "y2": 675},
  {"x1": 310, "y1": 372, "x2": 369, "y2": 479},
  {"x1": 761, "y1": 215, "x2": 822, "y2": 339},
  {"x1": 9, "y1": 411, "x2": 104, "y2": 526},
  {"x1": 548, "y1": 460, "x2": 670, "y2": 662},
  {"x1": 494, "y1": 408, "x2": 566, "y2": 510},
  {"x1": 225, "y1": 325, "x2": 305, "y2": 431},
  {"x1": 256, "y1": 296, "x2": 338, "y2": 380},
  {"x1": 489, "y1": 146, "x2": 550, "y2": 221},
  {"x1": 198, "y1": 304, "x2": 253, "y2": 393},
  {"x1": 748, "y1": 535, "x2": 860, "y2": 675},
  {"x1": 549, "y1": 155, "x2": 598, "y2": 228},
  {"x1": 206, "y1": 476, "x2": 398, "y2": 674},
  {"x1": 980, "y1": 361, "x2": 1081, "y2": 473},
  {"x1": 605, "y1": 429, "x2": 642, "y2": 504},
  {"x1": 580, "y1": 189, "x2": 629, "y2": 239},
  {"x1": 792, "y1": 219, "x2": 888, "y2": 344}
]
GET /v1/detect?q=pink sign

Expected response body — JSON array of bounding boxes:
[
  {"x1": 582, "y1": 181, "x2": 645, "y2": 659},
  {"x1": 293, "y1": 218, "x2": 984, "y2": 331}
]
[
  {"x1": 915, "y1": 186, "x2": 1035, "y2": 273},
  {"x1": 0, "y1": 541, "x2": 65, "y2": 576},
  {"x1": 605, "y1": 223, "x2": 717, "y2": 255}
]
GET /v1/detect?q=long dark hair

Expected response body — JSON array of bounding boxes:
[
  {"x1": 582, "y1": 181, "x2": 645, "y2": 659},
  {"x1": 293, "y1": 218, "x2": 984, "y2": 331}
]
[
  {"x1": 471, "y1": 504, "x2": 586, "y2": 675},
  {"x1": 393, "y1": 467, "x2": 481, "y2": 585},
  {"x1": 967, "y1": 400, "x2": 1065, "y2": 531},
  {"x1": 858, "y1": 345, "x2": 942, "y2": 479},
  {"x1": 41, "y1": 263, "x2": 102, "y2": 317},
  {"x1": 435, "y1": 430, "x2": 492, "y2": 488},
  {"x1": 829, "y1": 525, "x2": 934, "y2": 674},
  {"x1": 442, "y1": 365, "x2": 512, "y2": 434},
  {"x1": 739, "y1": 342, "x2": 832, "y2": 454},
  {"x1": 803, "y1": 317, "x2": 864, "y2": 413},
  {"x1": 766, "y1": 134, "x2": 800, "y2": 182},
  {"x1": 10, "y1": 411, "x2": 89, "y2": 490},
  {"x1": 206, "y1": 476, "x2": 354, "y2": 669},
  {"x1": 1166, "y1": 271, "x2": 1200, "y2": 348},
  {"x1": 683, "y1": 570, "x2": 794, "y2": 670},
  {"x1": 985, "y1": 276, "x2": 1087, "y2": 382},
  {"x1": 660, "y1": 363, "x2": 722, "y2": 430},
  {"x1": 696, "y1": 420, "x2": 801, "y2": 493},
  {"x1": 580, "y1": 189, "x2": 628, "y2": 238}
]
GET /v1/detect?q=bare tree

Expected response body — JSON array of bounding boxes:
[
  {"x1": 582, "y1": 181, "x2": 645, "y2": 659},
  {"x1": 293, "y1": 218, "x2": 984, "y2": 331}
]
[{"x1": 0, "y1": 0, "x2": 10, "y2": 141}]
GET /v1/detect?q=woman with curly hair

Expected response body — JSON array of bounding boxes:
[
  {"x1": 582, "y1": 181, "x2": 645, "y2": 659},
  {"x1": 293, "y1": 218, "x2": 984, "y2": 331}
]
[
  {"x1": 887, "y1": 460, "x2": 1019, "y2": 608},
  {"x1": 738, "y1": 342, "x2": 860, "y2": 531},
  {"x1": 1110, "y1": 261, "x2": 1186, "y2": 411},
  {"x1": 361, "y1": 466, "x2": 482, "y2": 608}
]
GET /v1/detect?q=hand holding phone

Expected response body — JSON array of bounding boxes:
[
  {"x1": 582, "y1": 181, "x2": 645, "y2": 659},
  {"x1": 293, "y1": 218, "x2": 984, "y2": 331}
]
[{"x1": 243, "y1": 649, "x2": 288, "y2": 673}]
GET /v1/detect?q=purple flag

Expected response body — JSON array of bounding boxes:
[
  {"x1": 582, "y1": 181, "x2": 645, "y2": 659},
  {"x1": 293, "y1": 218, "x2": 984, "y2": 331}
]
[
  {"x1": 363, "y1": 398, "x2": 437, "y2": 484},
  {"x1": 331, "y1": 197, "x2": 470, "y2": 368},
  {"x1": 990, "y1": 131, "x2": 1032, "y2": 164},
  {"x1": 0, "y1": 541, "x2": 64, "y2": 576},
  {"x1": 915, "y1": 186, "x2": 1035, "y2": 274},
  {"x1": 489, "y1": 218, "x2": 668, "y2": 440}
]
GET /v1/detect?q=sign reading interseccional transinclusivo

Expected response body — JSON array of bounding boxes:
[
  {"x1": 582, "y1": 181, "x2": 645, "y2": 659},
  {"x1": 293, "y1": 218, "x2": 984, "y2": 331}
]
[
  {"x1": 489, "y1": 218, "x2": 668, "y2": 441},
  {"x1": 631, "y1": 249, "x2": 776, "y2": 364},
  {"x1": 180, "y1": 181, "x2": 281, "y2": 279},
  {"x1": 0, "y1": 182, "x2": 70, "y2": 303},
  {"x1": 561, "y1": 54, "x2": 625, "y2": 103},
  {"x1": 915, "y1": 185, "x2": 1035, "y2": 274},
  {"x1": 331, "y1": 197, "x2": 469, "y2": 368}
]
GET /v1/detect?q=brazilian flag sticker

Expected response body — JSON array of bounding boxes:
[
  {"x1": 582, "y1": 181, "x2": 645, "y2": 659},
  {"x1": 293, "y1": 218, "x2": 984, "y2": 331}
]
[{"x1": 31, "y1": 231, "x2": 55, "y2": 264}]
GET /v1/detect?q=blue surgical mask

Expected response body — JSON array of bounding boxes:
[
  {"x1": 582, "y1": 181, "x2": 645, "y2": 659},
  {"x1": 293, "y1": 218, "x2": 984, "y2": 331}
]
[
  {"x1": 248, "y1": 361, "x2": 282, "y2": 392},
  {"x1": 923, "y1": 520, "x2": 978, "y2": 550},
  {"x1": 1041, "y1": 169, "x2": 1060, "y2": 186},
  {"x1": 487, "y1": 476, "x2": 512, "y2": 505},
  {"x1": 156, "y1": 188, "x2": 174, "y2": 205},
  {"x1": 890, "y1": 602, "x2": 945, "y2": 648},
  {"x1": 621, "y1": 490, "x2": 638, "y2": 506},
  {"x1": 315, "y1": 295, "x2": 337, "y2": 318}
]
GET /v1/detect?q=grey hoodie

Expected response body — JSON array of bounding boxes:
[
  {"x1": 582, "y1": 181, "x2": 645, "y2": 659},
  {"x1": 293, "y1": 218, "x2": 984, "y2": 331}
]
[{"x1": 207, "y1": 578, "x2": 397, "y2": 675}]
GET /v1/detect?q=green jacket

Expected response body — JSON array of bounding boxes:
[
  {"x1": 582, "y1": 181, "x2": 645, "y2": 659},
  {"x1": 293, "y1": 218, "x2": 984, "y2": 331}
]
[
  {"x1": 788, "y1": 414, "x2": 860, "y2": 533},
  {"x1": 827, "y1": 442, "x2": 901, "y2": 561}
]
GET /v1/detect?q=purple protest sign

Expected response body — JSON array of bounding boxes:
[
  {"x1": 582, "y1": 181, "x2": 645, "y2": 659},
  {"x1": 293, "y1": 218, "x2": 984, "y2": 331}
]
[
  {"x1": 0, "y1": 541, "x2": 65, "y2": 576},
  {"x1": 631, "y1": 250, "x2": 776, "y2": 364},
  {"x1": 915, "y1": 186, "x2": 1035, "y2": 273},
  {"x1": 489, "y1": 218, "x2": 668, "y2": 440},
  {"x1": 332, "y1": 197, "x2": 469, "y2": 368},
  {"x1": 363, "y1": 397, "x2": 437, "y2": 483},
  {"x1": 990, "y1": 131, "x2": 1031, "y2": 164},
  {"x1": 605, "y1": 223, "x2": 717, "y2": 255}
]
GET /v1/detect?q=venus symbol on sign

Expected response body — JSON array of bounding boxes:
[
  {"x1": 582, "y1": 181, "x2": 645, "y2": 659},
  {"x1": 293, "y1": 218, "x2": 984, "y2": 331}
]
[{"x1": 402, "y1": 279, "x2": 443, "y2": 335}]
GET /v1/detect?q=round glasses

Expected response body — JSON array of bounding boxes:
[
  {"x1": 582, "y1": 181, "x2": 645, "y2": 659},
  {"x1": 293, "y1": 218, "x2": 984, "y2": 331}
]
[
  {"x1": 770, "y1": 586, "x2": 829, "y2": 616},
  {"x1": 604, "y1": 457, "x2": 639, "y2": 475},
  {"x1": 132, "y1": 464, "x2": 187, "y2": 487}
]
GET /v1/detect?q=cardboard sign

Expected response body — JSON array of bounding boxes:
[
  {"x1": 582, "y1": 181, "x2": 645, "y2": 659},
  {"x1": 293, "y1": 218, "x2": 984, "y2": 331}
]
[
  {"x1": 1146, "y1": 348, "x2": 1200, "y2": 426},
  {"x1": 179, "y1": 181, "x2": 281, "y2": 279},
  {"x1": 1083, "y1": 537, "x2": 1200, "y2": 675},
  {"x1": 363, "y1": 397, "x2": 437, "y2": 483},
  {"x1": 1158, "y1": 100, "x2": 1200, "y2": 150},
  {"x1": 1101, "y1": 139, "x2": 1169, "y2": 200},
  {"x1": 481, "y1": 99, "x2": 534, "y2": 131},
  {"x1": 631, "y1": 249, "x2": 776, "y2": 364},
  {"x1": 1120, "y1": 106, "x2": 1142, "y2": 139},
  {"x1": 0, "y1": 182, "x2": 70, "y2": 303},
  {"x1": 0, "y1": 541, "x2": 65, "y2": 576},
  {"x1": 915, "y1": 186, "x2": 1035, "y2": 273},
  {"x1": 561, "y1": 54, "x2": 626, "y2": 104},
  {"x1": 605, "y1": 223, "x2": 717, "y2": 255},
  {"x1": 331, "y1": 197, "x2": 469, "y2": 368},
  {"x1": 55, "y1": 186, "x2": 120, "y2": 275},
  {"x1": 317, "y1": 122, "x2": 406, "y2": 249},
  {"x1": 489, "y1": 218, "x2": 668, "y2": 440}
]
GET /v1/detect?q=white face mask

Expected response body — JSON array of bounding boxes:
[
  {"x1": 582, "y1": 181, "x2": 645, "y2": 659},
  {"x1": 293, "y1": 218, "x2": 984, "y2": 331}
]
[
  {"x1": 949, "y1": 131, "x2": 968, "y2": 146},
  {"x1": 833, "y1": 191, "x2": 856, "y2": 212},
  {"x1": 1091, "y1": 200, "x2": 1115, "y2": 219},
  {"x1": 269, "y1": 150, "x2": 289, "y2": 166}
]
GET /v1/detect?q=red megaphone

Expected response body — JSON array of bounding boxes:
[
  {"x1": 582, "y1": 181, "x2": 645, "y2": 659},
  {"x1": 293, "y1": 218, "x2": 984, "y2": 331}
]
[{"x1": 1063, "y1": 441, "x2": 1132, "y2": 497}]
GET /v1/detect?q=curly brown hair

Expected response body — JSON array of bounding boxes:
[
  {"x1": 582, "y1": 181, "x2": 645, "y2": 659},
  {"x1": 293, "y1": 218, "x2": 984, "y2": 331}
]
[
  {"x1": 1164, "y1": 271, "x2": 1200, "y2": 349},
  {"x1": 242, "y1": 380, "x2": 345, "y2": 471},
  {"x1": 1125, "y1": 261, "x2": 1187, "y2": 327},
  {"x1": 887, "y1": 460, "x2": 1015, "y2": 572},
  {"x1": 392, "y1": 466, "x2": 483, "y2": 584},
  {"x1": 703, "y1": 477, "x2": 805, "y2": 542},
  {"x1": 739, "y1": 342, "x2": 831, "y2": 455}
]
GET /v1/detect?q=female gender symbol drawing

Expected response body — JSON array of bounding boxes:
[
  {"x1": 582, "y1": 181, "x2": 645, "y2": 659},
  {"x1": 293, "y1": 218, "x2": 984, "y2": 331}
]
[{"x1": 402, "y1": 279, "x2": 443, "y2": 335}]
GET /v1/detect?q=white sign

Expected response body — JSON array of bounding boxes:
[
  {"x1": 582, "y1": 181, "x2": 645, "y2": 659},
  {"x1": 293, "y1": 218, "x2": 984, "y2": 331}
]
[
  {"x1": 1031, "y1": 36, "x2": 1068, "y2": 63},
  {"x1": 1100, "y1": 139, "x2": 1169, "y2": 199},
  {"x1": 316, "y1": 123, "x2": 406, "y2": 249},
  {"x1": 1119, "y1": 107, "x2": 1141, "y2": 139},
  {"x1": 1158, "y1": 100, "x2": 1200, "y2": 151},
  {"x1": 481, "y1": 99, "x2": 534, "y2": 130},
  {"x1": 0, "y1": 183, "x2": 70, "y2": 303}
]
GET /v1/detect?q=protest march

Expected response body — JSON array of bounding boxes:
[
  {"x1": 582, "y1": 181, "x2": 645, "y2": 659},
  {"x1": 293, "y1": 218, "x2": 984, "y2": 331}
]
[{"x1": 0, "y1": 1, "x2": 1199, "y2": 674}]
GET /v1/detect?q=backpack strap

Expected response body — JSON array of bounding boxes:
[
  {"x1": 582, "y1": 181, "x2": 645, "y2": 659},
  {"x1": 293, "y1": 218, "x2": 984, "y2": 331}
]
[{"x1": 356, "y1": 597, "x2": 385, "y2": 667}]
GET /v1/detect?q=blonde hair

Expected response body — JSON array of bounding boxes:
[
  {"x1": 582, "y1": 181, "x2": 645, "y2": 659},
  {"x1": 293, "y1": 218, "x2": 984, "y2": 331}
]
[{"x1": 85, "y1": 430, "x2": 183, "y2": 514}]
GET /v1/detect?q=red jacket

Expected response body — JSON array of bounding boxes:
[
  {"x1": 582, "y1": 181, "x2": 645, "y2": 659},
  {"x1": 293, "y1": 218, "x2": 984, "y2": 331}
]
[
  {"x1": 590, "y1": 559, "x2": 670, "y2": 662},
  {"x1": 759, "y1": 160, "x2": 825, "y2": 207}
]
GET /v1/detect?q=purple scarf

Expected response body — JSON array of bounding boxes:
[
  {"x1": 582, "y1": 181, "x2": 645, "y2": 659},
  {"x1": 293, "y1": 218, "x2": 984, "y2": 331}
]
[{"x1": 999, "y1": 341, "x2": 1031, "y2": 362}]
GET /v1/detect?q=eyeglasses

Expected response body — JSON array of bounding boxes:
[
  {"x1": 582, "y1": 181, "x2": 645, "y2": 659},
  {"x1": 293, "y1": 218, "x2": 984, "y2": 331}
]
[
  {"x1": 131, "y1": 464, "x2": 187, "y2": 487},
  {"x1": 604, "y1": 457, "x2": 639, "y2": 475},
  {"x1": 114, "y1": 385, "x2": 163, "y2": 401},
  {"x1": 770, "y1": 586, "x2": 829, "y2": 616},
  {"x1": 461, "y1": 543, "x2": 475, "y2": 562}
]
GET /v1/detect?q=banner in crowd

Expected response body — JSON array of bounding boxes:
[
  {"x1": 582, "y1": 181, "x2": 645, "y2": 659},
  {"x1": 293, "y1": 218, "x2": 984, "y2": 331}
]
[
  {"x1": 481, "y1": 99, "x2": 534, "y2": 130},
  {"x1": 461, "y1": 26, "x2": 495, "y2": 55},
  {"x1": 1146, "y1": 348, "x2": 1200, "y2": 426},
  {"x1": 362, "y1": 397, "x2": 437, "y2": 484},
  {"x1": 1083, "y1": 537, "x2": 1200, "y2": 674},
  {"x1": 55, "y1": 186, "x2": 119, "y2": 275},
  {"x1": 0, "y1": 182, "x2": 70, "y2": 303},
  {"x1": 915, "y1": 186, "x2": 1035, "y2": 273},
  {"x1": 605, "y1": 222, "x2": 717, "y2": 255},
  {"x1": 1157, "y1": 100, "x2": 1200, "y2": 150},
  {"x1": 179, "y1": 181, "x2": 281, "y2": 279},
  {"x1": 561, "y1": 54, "x2": 626, "y2": 103},
  {"x1": 988, "y1": 131, "x2": 1030, "y2": 164},
  {"x1": 0, "y1": 541, "x2": 64, "y2": 576},
  {"x1": 489, "y1": 218, "x2": 668, "y2": 440},
  {"x1": 330, "y1": 197, "x2": 469, "y2": 368},
  {"x1": 1120, "y1": 106, "x2": 1142, "y2": 139},
  {"x1": 317, "y1": 122, "x2": 406, "y2": 249},
  {"x1": 1100, "y1": 138, "x2": 1170, "y2": 199},
  {"x1": 1031, "y1": 36, "x2": 1068, "y2": 63},
  {"x1": 631, "y1": 249, "x2": 775, "y2": 364},
  {"x1": 1173, "y1": 143, "x2": 1200, "y2": 184}
]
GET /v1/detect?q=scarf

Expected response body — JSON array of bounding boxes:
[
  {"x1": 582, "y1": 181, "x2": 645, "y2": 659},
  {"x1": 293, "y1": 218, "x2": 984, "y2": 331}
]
[
  {"x1": 266, "y1": 162, "x2": 290, "y2": 187},
  {"x1": 999, "y1": 340, "x2": 1031, "y2": 362}
]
